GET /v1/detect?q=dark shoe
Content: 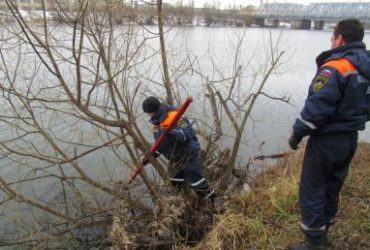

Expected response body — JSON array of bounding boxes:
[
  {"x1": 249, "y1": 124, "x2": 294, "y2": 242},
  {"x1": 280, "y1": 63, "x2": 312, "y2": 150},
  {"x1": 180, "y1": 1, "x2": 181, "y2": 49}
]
[
  {"x1": 325, "y1": 219, "x2": 336, "y2": 233},
  {"x1": 288, "y1": 242, "x2": 326, "y2": 250},
  {"x1": 288, "y1": 236, "x2": 326, "y2": 250},
  {"x1": 200, "y1": 190, "x2": 224, "y2": 214}
]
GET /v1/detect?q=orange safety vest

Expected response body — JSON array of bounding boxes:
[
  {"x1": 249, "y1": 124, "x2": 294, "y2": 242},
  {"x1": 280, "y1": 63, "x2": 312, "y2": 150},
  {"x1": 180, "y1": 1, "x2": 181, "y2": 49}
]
[{"x1": 322, "y1": 58, "x2": 358, "y2": 77}]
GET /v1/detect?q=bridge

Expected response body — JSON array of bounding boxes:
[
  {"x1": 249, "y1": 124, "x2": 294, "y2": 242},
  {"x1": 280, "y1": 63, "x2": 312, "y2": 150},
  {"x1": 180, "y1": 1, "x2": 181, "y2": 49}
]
[
  {"x1": 1, "y1": 1, "x2": 370, "y2": 30},
  {"x1": 253, "y1": 2, "x2": 370, "y2": 29}
]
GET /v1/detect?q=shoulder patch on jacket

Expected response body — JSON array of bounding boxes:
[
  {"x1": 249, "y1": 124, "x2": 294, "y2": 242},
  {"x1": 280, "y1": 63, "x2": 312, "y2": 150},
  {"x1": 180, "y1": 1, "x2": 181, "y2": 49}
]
[
  {"x1": 313, "y1": 70, "x2": 331, "y2": 91},
  {"x1": 177, "y1": 118, "x2": 187, "y2": 128},
  {"x1": 153, "y1": 125, "x2": 160, "y2": 132}
]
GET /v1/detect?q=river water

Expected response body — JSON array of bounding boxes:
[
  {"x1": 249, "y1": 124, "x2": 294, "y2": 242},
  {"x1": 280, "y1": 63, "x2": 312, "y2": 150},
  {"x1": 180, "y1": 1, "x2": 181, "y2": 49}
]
[
  {"x1": 0, "y1": 25, "x2": 370, "y2": 241},
  {"x1": 172, "y1": 26, "x2": 370, "y2": 155}
]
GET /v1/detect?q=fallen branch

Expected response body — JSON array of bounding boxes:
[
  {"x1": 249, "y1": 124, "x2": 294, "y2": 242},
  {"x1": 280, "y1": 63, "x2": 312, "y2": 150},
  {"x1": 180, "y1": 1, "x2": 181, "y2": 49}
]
[{"x1": 253, "y1": 153, "x2": 287, "y2": 161}]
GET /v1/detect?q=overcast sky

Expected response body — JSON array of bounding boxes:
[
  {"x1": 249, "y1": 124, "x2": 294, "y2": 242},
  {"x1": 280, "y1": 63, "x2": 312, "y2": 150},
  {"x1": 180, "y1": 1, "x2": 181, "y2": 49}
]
[{"x1": 163, "y1": 0, "x2": 370, "y2": 9}]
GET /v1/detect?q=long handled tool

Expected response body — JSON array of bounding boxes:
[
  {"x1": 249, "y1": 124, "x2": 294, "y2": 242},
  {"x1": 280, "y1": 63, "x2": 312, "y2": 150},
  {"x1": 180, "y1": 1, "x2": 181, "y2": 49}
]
[{"x1": 128, "y1": 96, "x2": 193, "y2": 185}]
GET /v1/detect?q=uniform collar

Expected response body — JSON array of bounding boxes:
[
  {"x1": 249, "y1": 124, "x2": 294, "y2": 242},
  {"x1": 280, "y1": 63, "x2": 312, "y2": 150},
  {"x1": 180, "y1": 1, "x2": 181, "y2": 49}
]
[
  {"x1": 149, "y1": 104, "x2": 176, "y2": 125},
  {"x1": 316, "y1": 41, "x2": 366, "y2": 68}
]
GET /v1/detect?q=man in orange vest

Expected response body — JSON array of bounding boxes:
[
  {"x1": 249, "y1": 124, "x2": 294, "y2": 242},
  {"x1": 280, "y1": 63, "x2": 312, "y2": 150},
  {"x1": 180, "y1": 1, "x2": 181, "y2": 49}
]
[
  {"x1": 288, "y1": 19, "x2": 370, "y2": 249},
  {"x1": 142, "y1": 96, "x2": 222, "y2": 212}
]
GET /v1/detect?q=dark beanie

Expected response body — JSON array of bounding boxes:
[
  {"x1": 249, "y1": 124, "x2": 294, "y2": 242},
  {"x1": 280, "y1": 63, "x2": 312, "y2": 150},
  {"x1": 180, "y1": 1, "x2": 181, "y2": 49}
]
[{"x1": 142, "y1": 96, "x2": 161, "y2": 113}]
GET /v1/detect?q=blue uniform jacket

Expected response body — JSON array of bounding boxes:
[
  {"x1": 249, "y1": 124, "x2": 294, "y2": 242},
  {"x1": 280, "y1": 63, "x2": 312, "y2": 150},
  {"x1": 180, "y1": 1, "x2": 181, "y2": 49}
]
[
  {"x1": 149, "y1": 104, "x2": 200, "y2": 161},
  {"x1": 293, "y1": 42, "x2": 370, "y2": 138}
]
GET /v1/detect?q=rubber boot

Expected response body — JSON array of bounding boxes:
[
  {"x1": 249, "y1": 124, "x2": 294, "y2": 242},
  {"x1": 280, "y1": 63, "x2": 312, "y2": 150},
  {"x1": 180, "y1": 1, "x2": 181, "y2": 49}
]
[
  {"x1": 197, "y1": 189, "x2": 224, "y2": 213},
  {"x1": 288, "y1": 235, "x2": 327, "y2": 250}
]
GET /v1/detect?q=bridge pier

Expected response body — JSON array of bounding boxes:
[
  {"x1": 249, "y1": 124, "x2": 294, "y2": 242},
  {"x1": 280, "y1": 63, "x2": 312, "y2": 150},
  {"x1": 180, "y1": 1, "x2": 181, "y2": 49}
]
[
  {"x1": 313, "y1": 20, "x2": 325, "y2": 30},
  {"x1": 254, "y1": 17, "x2": 265, "y2": 27},
  {"x1": 291, "y1": 19, "x2": 311, "y2": 30},
  {"x1": 272, "y1": 19, "x2": 280, "y2": 28}
]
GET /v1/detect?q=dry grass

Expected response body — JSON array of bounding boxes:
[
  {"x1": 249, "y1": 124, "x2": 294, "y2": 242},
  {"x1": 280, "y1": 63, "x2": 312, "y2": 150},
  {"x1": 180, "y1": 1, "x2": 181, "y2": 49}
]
[{"x1": 187, "y1": 142, "x2": 370, "y2": 250}]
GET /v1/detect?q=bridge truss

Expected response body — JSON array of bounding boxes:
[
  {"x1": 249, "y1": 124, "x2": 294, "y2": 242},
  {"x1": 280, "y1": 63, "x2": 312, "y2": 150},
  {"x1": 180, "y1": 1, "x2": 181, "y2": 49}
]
[{"x1": 258, "y1": 2, "x2": 370, "y2": 21}]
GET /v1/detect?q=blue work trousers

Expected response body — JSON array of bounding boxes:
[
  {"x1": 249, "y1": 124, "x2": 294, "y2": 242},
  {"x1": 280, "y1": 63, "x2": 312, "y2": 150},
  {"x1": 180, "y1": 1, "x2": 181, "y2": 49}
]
[
  {"x1": 299, "y1": 132, "x2": 358, "y2": 237},
  {"x1": 168, "y1": 152, "x2": 210, "y2": 197}
]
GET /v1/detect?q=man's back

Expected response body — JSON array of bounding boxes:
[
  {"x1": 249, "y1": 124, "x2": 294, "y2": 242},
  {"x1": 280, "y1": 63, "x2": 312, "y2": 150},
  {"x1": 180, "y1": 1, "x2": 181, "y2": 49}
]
[
  {"x1": 294, "y1": 41, "x2": 370, "y2": 137},
  {"x1": 150, "y1": 104, "x2": 200, "y2": 161}
]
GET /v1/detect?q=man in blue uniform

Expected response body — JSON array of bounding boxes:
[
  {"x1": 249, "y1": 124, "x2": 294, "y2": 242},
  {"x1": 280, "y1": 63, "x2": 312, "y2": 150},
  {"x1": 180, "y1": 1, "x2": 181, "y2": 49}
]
[
  {"x1": 288, "y1": 19, "x2": 370, "y2": 249},
  {"x1": 142, "y1": 96, "x2": 222, "y2": 212}
]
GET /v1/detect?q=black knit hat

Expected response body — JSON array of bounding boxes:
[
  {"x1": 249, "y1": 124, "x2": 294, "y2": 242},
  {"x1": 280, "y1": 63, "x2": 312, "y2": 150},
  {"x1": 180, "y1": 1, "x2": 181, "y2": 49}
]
[{"x1": 142, "y1": 96, "x2": 161, "y2": 113}]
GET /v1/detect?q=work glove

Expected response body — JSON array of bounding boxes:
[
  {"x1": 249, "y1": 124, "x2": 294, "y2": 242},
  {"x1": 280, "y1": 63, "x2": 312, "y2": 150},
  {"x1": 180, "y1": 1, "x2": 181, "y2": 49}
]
[
  {"x1": 141, "y1": 151, "x2": 160, "y2": 165},
  {"x1": 141, "y1": 158, "x2": 150, "y2": 165},
  {"x1": 288, "y1": 133, "x2": 302, "y2": 150}
]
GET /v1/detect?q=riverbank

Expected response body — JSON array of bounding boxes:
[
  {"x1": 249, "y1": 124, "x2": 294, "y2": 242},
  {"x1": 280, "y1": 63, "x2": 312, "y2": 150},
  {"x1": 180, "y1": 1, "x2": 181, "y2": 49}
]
[{"x1": 188, "y1": 142, "x2": 370, "y2": 249}]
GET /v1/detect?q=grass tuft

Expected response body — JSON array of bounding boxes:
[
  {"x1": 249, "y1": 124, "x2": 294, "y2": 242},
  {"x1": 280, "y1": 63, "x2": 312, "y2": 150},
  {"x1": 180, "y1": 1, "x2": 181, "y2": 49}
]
[{"x1": 189, "y1": 142, "x2": 370, "y2": 249}]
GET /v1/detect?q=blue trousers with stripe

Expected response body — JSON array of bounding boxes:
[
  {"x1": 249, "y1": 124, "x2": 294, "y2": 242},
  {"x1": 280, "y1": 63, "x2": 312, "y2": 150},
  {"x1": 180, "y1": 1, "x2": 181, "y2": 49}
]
[
  {"x1": 299, "y1": 132, "x2": 358, "y2": 237},
  {"x1": 168, "y1": 152, "x2": 211, "y2": 197}
]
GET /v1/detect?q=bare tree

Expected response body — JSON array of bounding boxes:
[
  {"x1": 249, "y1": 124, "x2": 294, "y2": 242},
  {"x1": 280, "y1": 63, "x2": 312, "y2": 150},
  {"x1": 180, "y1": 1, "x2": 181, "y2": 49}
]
[
  {"x1": 156, "y1": 0, "x2": 174, "y2": 104},
  {"x1": 190, "y1": 30, "x2": 289, "y2": 191},
  {"x1": 0, "y1": 0, "x2": 288, "y2": 248},
  {"x1": 170, "y1": 0, "x2": 195, "y2": 25},
  {"x1": 0, "y1": 0, "x2": 169, "y2": 247}
]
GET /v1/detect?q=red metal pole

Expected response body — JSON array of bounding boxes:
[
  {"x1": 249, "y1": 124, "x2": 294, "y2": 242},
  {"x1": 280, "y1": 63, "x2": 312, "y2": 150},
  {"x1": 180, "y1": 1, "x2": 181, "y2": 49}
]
[{"x1": 128, "y1": 96, "x2": 193, "y2": 184}]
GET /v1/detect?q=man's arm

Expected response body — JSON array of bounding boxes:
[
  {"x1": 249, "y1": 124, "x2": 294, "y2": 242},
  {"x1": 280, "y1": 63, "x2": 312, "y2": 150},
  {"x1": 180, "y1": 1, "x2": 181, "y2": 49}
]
[
  {"x1": 141, "y1": 151, "x2": 161, "y2": 165},
  {"x1": 161, "y1": 117, "x2": 194, "y2": 143},
  {"x1": 290, "y1": 67, "x2": 344, "y2": 149}
]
